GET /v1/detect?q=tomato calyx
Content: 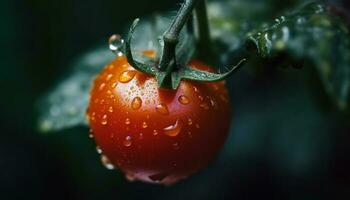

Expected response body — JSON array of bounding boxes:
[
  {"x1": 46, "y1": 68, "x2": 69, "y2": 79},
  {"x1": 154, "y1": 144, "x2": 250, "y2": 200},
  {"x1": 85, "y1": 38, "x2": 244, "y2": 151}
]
[{"x1": 124, "y1": 0, "x2": 247, "y2": 90}]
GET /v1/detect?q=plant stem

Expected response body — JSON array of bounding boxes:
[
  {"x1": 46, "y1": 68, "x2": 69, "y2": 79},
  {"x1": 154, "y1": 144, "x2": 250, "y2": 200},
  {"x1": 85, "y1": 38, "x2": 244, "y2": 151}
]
[
  {"x1": 194, "y1": 0, "x2": 218, "y2": 67},
  {"x1": 195, "y1": 0, "x2": 211, "y2": 48},
  {"x1": 159, "y1": 0, "x2": 199, "y2": 72}
]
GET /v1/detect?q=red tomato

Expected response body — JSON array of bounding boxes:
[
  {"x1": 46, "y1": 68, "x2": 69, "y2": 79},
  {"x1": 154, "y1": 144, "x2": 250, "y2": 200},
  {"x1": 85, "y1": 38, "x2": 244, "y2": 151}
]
[{"x1": 87, "y1": 55, "x2": 231, "y2": 185}]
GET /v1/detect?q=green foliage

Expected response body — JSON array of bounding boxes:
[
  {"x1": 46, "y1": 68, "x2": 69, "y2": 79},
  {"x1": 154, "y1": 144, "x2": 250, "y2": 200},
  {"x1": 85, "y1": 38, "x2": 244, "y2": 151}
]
[
  {"x1": 37, "y1": 47, "x2": 115, "y2": 133},
  {"x1": 247, "y1": 2, "x2": 350, "y2": 109},
  {"x1": 37, "y1": 0, "x2": 350, "y2": 133}
]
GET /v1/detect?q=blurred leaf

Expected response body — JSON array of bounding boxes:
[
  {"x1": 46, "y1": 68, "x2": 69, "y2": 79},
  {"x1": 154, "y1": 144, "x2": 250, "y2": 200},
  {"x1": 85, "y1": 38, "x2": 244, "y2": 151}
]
[
  {"x1": 208, "y1": 0, "x2": 302, "y2": 64},
  {"x1": 247, "y1": 2, "x2": 350, "y2": 109},
  {"x1": 37, "y1": 47, "x2": 115, "y2": 133}
]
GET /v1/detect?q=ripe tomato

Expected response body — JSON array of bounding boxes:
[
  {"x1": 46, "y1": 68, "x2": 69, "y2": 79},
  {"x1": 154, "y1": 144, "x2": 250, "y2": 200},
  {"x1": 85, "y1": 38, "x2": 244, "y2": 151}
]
[{"x1": 87, "y1": 55, "x2": 232, "y2": 185}]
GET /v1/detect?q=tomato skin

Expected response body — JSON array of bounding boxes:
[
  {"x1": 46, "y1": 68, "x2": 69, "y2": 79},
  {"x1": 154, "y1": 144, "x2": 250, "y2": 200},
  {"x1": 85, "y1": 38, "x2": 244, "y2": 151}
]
[{"x1": 87, "y1": 56, "x2": 231, "y2": 185}]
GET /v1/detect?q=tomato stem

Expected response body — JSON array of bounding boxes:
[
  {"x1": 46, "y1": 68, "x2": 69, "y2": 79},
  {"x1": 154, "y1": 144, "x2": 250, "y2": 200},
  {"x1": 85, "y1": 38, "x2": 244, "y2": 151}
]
[
  {"x1": 159, "y1": 0, "x2": 199, "y2": 71},
  {"x1": 194, "y1": 0, "x2": 219, "y2": 67},
  {"x1": 195, "y1": 0, "x2": 211, "y2": 49},
  {"x1": 124, "y1": 0, "x2": 247, "y2": 89}
]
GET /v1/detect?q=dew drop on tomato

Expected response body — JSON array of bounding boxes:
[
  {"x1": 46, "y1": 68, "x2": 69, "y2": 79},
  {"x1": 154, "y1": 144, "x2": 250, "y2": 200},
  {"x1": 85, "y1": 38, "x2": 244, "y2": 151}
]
[
  {"x1": 105, "y1": 74, "x2": 113, "y2": 81},
  {"x1": 119, "y1": 70, "x2": 136, "y2": 83},
  {"x1": 131, "y1": 97, "x2": 142, "y2": 110},
  {"x1": 125, "y1": 118, "x2": 131, "y2": 125},
  {"x1": 101, "y1": 155, "x2": 115, "y2": 170},
  {"x1": 187, "y1": 118, "x2": 193, "y2": 125},
  {"x1": 123, "y1": 136, "x2": 133, "y2": 147},
  {"x1": 111, "y1": 82, "x2": 117, "y2": 89},
  {"x1": 198, "y1": 95, "x2": 204, "y2": 101},
  {"x1": 153, "y1": 129, "x2": 158, "y2": 136},
  {"x1": 99, "y1": 83, "x2": 106, "y2": 91},
  {"x1": 200, "y1": 102, "x2": 210, "y2": 110},
  {"x1": 101, "y1": 114, "x2": 108, "y2": 125},
  {"x1": 155, "y1": 104, "x2": 169, "y2": 115},
  {"x1": 209, "y1": 98, "x2": 216, "y2": 108},
  {"x1": 108, "y1": 106, "x2": 114, "y2": 113},
  {"x1": 163, "y1": 119, "x2": 183, "y2": 137},
  {"x1": 91, "y1": 112, "x2": 96, "y2": 121},
  {"x1": 178, "y1": 95, "x2": 190, "y2": 105},
  {"x1": 88, "y1": 129, "x2": 94, "y2": 139},
  {"x1": 142, "y1": 122, "x2": 148, "y2": 129},
  {"x1": 126, "y1": 174, "x2": 136, "y2": 182},
  {"x1": 96, "y1": 146, "x2": 102, "y2": 154},
  {"x1": 108, "y1": 34, "x2": 125, "y2": 56}
]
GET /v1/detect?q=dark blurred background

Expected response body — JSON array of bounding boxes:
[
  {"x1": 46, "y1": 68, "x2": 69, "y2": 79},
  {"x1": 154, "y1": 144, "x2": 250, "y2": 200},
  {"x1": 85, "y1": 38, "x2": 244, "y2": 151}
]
[{"x1": 1, "y1": 0, "x2": 350, "y2": 199}]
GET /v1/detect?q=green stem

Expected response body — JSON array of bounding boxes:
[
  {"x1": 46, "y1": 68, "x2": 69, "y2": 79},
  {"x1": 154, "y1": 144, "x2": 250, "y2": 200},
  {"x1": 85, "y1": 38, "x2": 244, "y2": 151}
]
[
  {"x1": 159, "y1": 0, "x2": 199, "y2": 72},
  {"x1": 194, "y1": 0, "x2": 218, "y2": 67},
  {"x1": 124, "y1": 0, "x2": 245, "y2": 89},
  {"x1": 195, "y1": 0, "x2": 211, "y2": 48}
]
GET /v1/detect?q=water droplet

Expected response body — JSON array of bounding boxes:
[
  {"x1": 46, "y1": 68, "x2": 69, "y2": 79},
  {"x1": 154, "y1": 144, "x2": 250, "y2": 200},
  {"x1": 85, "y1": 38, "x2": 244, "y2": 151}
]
[
  {"x1": 109, "y1": 34, "x2": 125, "y2": 56},
  {"x1": 108, "y1": 106, "x2": 114, "y2": 113},
  {"x1": 142, "y1": 122, "x2": 148, "y2": 129},
  {"x1": 99, "y1": 83, "x2": 106, "y2": 91},
  {"x1": 96, "y1": 146, "x2": 102, "y2": 154},
  {"x1": 178, "y1": 95, "x2": 190, "y2": 105},
  {"x1": 195, "y1": 124, "x2": 200, "y2": 129},
  {"x1": 163, "y1": 119, "x2": 183, "y2": 137},
  {"x1": 200, "y1": 102, "x2": 210, "y2": 110},
  {"x1": 187, "y1": 118, "x2": 193, "y2": 125},
  {"x1": 209, "y1": 98, "x2": 216, "y2": 108},
  {"x1": 153, "y1": 130, "x2": 158, "y2": 136},
  {"x1": 111, "y1": 82, "x2": 117, "y2": 89},
  {"x1": 198, "y1": 95, "x2": 204, "y2": 101},
  {"x1": 123, "y1": 136, "x2": 132, "y2": 147},
  {"x1": 105, "y1": 74, "x2": 113, "y2": 81},
  {"x1": 149, "y1": 172, "x2": 169, "y2": 182},
  {"x1": 131, "y1": 97, "x2": 142, "y2": 110},
  {"x1": 193, "y1": 86, "x2": 199, "y2": 93},
  {"x1": 89, "y1": 129, "x2": 94, "y2": 138},
  {"x1": 125, "y1": 118, "x2": 131, "y2": 125},
  {"x1": 91, "y1": 112, "x2": 96, "y2": 121},
  {"x1": 126, "y1": 174, "x2": 136, "y2": 182},
  {"x1": 101, "y1": 155, "x2": 115, "y2": 170},
  {"x1": 156, "y1": 104, "x2": 169, "y2": 115},
  {"x1": 119, "y1": 70, "x2": 136, "y2": 83},
  {"x1": 101, "y1": 114, "x2": 108, "y2": 125}
]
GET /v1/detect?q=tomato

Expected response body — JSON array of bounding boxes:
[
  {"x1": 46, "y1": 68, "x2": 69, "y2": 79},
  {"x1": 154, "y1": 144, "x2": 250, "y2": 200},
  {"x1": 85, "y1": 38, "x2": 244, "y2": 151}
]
[{"x1": 87, "y1": 55, "x2": 232, "y2": 185}]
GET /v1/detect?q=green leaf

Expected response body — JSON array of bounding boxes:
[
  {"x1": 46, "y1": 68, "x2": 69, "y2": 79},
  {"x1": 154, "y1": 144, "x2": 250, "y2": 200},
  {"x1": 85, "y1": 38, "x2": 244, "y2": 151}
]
[
  {"x1": 208, "y1": 0, "x2": 302, "y2": 64},
  {"x1": 37, "y1": 47, "x2": 115, "y2": 133},
  {"x1": 247, "y1": 2, "x2": 350, "y2": 110}
]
